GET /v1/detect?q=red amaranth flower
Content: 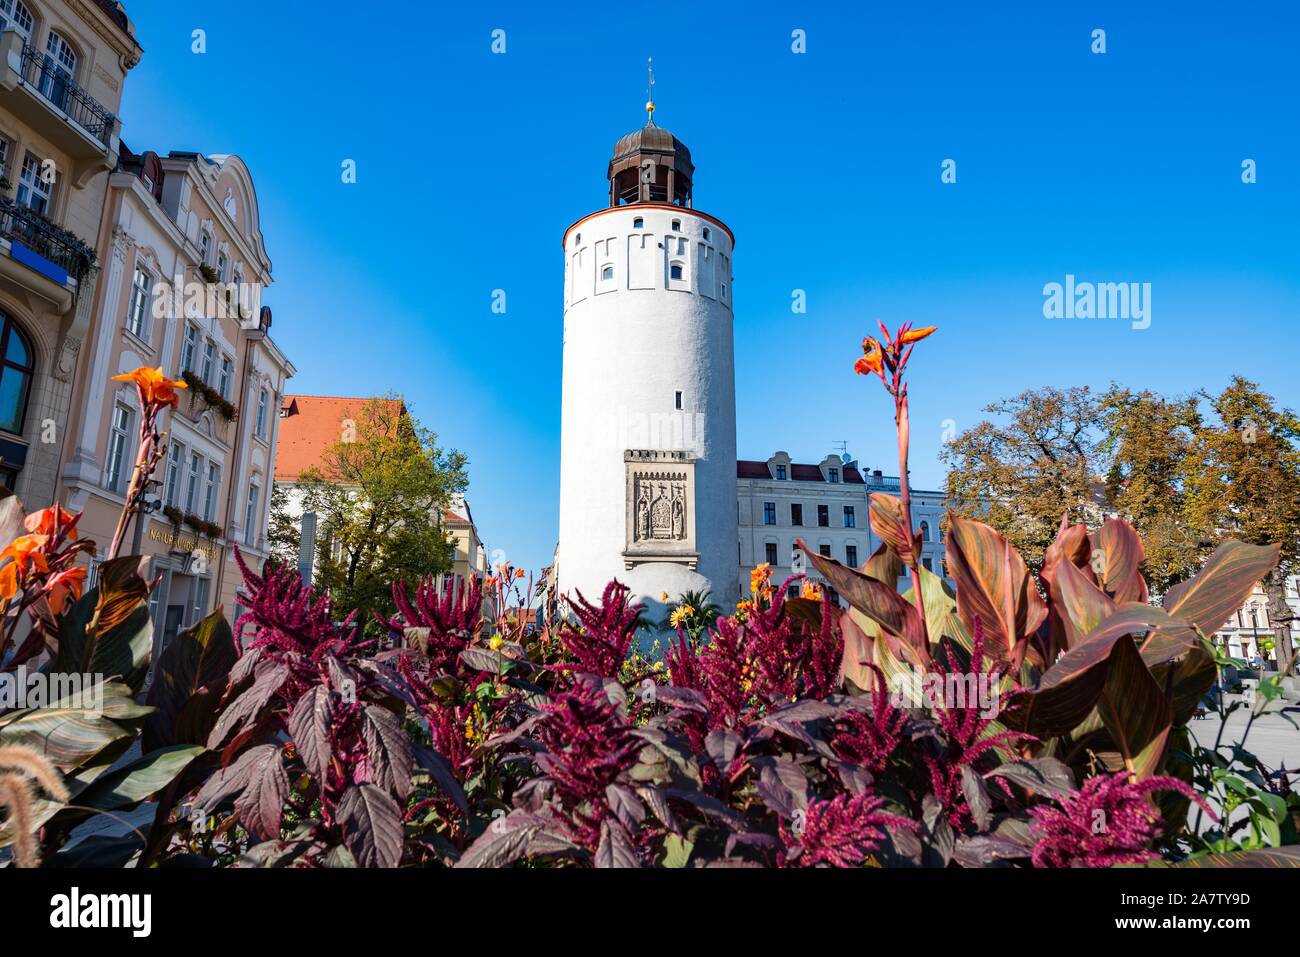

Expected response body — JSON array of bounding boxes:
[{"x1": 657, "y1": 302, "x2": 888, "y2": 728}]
[
  {"x1": 383, "y1": 574, "x2": 484, "y2": 674},
  {"x1": 781, "y1": 791, "x2": 918, "y2": 868},
  {"x1": 921, "y1": 617, "x2": 1033, "y2": 828},
  {"x1": 534, "y1": 674, "x2": 645, "y2": 850},
  {"x1": 556, "y1": 581, "x2": 642, "y2": 678},
  {"x1": 831, "y1": 667, "x2": 907, "y2": 775},
  {"x1": 1028, "y1": 773, "x2": 1213, "y2": 868},
  {"x1": 234, "y1": 548, "x2": 367, "y2": 665}
]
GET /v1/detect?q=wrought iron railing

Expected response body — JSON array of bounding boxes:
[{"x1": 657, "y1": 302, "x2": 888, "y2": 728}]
[
  {"x1": 18, "y1": 42, "x2": 117, "y2": 147},
  {"x1": 0, "y1": 196, "x2": 96, "y2": 281}
]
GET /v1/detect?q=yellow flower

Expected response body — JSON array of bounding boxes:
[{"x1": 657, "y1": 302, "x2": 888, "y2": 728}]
[
  {"x1": 669, "y1": 605, "x2": 694, "y2": 629},
  {"x1": 487, "y1": 634, "x2": 503, "y2": 651},
  {"x1": 750, "y1": 562, "x2": 772, "y2": 595},
  {"x1": 661, "y1": 591, "x2": 669, "y2": 601},
  {"x1": 111, "y1": 366, "x2": 187, "y2": 409}
]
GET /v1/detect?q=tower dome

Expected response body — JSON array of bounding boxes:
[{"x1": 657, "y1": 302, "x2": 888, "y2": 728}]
[{"x1": 607, "y1": 120, "x2": 695, "y2": 207}]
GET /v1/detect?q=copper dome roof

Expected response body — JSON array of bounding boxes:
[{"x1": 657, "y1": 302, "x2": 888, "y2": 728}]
[{"x1": 611, "y1": 122, "x2": 692, "y2": 168}]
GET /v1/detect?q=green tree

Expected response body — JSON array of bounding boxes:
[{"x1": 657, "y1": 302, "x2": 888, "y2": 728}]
[
  {"x1": 1183, "y1": 378, "x2": 1300, "y2": 676},
  {"x1": 940, "y1": 386, "x2": 1102, "y2": 562},
  {"x1": 292, "y1": 396, "x2": 468, "y2": 630}
]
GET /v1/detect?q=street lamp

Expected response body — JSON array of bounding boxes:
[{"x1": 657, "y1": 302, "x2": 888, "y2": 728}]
[{"x1": 130, "y1": 479, "x2": 163, "y2": 556}]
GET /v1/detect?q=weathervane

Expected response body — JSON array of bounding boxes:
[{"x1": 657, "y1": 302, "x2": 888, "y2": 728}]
[{"x1": 646, "y1": 56, "x2": 656, "y2": 124}]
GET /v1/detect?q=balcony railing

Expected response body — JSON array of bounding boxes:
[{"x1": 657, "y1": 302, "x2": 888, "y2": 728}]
[
  {"x1": 0, "y1": 196, "x2": 96, "y2": 282},
  {"x1": 18, "y1": 42, "x2": 116, "y2": 147}
]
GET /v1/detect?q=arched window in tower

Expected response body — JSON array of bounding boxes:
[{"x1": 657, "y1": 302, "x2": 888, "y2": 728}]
[
  {"x1": 574, "y1": 233, "x2": 581, "y2": 247},
  {"x1": 920, "y1": 521, "x2": 931, "y2": 543},
  {"x1": 0, "y1": 311, "x2": 35, "y2": 437},
  {"x1": 632, "y1": 217, "x2": 644, "y2": 229},
  {"x1": 601, "y1": 264, "x2": 614, "y2": 281},
  {"x1": 671, "y1": 219, "x2": 681, "y2": 232},
  {"x1": 670, "y1": 262, "x2": 683, "y2": 281},
  {"x1": 703, "y1": 227, "x2": 711, "y2": 241}
]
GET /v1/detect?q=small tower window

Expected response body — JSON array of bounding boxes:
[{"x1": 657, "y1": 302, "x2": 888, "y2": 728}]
[
  {"x1": 703, "y1": 227, "x2": 711, "y2": 241},
  {"x1": 671, "y1": 219, "x2": 681, "y2": 232},
  {"x1": 674, "y1": 390, "x2": 682, "y2": 410},
  {"x1": 633, "y1": 217, "x2": 644, "y2": 229},
  {"x1": 601, "y1": 265, "x2": 614, "y2": 281},
  {"x1": 574, "y1": 233, "x2": 581, "y2": 246},
  {"x1": 670, "y1": 263, "x2": 683, "y2": 281}
]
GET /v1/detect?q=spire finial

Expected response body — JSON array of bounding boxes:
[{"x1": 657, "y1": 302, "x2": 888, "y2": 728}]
[{"x1": 645, "y1": 57, "x2": 656, "y2": 125}]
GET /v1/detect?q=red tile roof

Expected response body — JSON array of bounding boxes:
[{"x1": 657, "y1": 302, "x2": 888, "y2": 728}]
[
  {"x1": 274, "y1": 395, "x2": 405, "y2": 482},
  {"x1": 736, "y1": 460, "x2": 867, "y2": 484}
]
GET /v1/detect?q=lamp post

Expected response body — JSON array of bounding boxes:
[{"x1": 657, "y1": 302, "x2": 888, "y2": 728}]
[{"x1": 130, "y1": 479, "x2": 162, "y2": 556}]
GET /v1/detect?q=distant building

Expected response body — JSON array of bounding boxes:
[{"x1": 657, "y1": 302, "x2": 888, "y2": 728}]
[
  {"x1": 737, "y1": 451, "x2": 949, "y2": 601},
  {"x1": 0, "y1": 0, "x2": 141, "y2": 502},
  {"x1": 1213, "y1": 575, "x2": 1300, "y2": 666},
  {"x1": 273, "y1": 394, "x2": 486, "y2": 600},
  {"x1": 57, "y1": 147, "x2": 293, "y2": 654}
]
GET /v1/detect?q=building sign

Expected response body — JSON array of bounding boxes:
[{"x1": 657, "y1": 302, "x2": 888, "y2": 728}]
[{"x1": 148, "y1": 526, "x2": 220, "y2": 561}]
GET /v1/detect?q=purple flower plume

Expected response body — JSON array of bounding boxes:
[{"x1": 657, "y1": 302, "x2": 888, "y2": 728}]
[{"x1": 781, "y1": 791, "x2": 918, "y2": 868}]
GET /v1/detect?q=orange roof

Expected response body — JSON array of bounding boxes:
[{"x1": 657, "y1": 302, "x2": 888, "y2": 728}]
[{"x1": 274, "y1": 395, "x2": 405, "y2": 482}]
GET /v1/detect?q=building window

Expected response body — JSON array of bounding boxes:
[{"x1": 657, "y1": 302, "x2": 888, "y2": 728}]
[
  {"x1": 216, "y1": 249, "x2": 229, "y2": 282},
  {"x1": 843, "y1": 506, "x2": 856, "y2": 528},
  {"x1": 923, "y1": 556, "x2": 934, "y2": 572},
  {"x1": 790, "y1": 503, "x2": 803, "y2": 526},
  {"x1": 674, "y1": 390, "x2": 682, "y2": 411},
  {"x1": 601, "y1": 265, "x2": 614, "y2": 281},
  {"x1": 671, "y1": 219, "x2": 681, "y2": 231},
  {"x1": 670, "y1": 263, "x2": 683, "y2": 281},
  {"x1": 819, "y1": 544, "x2": 832, "y2": 558},
  {"x1": 125, "y1": 265, "x2": 153, "y2": 341},
  {"x1": 765, "y1": 542, "x2": 778, "y2": 566},
  {"x1": 218, "y1": 355, "x2": 233, "y2": 399},
  {"x1": 199, "y1": 230, "x2": 211, "y2": 265},
  {"x1": 164, "y1": 441, "x2": 184, "y2": 506},
  {"x1": 574, "y1": 233, "x2": 580, "y2": 246},
  {"x1": 185, "y1": 452, "x2": 202, "y2": 513},
  {"x1": 0, "y1": 0, "x2": 35, "y2": 40},
  {"x1": 200, "y1": 340, "x2": 215, "y2": 382},
  {"x1": 255, "y1": 388, "x2": 269, "y2": 438},
  {"x1": 703, "y1": 227, "x2": 711, "y2": 241},
  {"x1": 775, "y1": 464, "x2": 786, "y2": 480},
  {"x1": 828, "y1": 467, "x2": 840, "y2": 483},
  {"x1": 0, "y1": 312, "x2": 34, "y2": 435},
  {"x1": 191, "y1": 576, "x2": 210, "y2": 627},
  {"x1": 846, "y1": 544, "x2": 858, "y2": 567},
  {"x1": 203, "y1": 462, "x2": 220, "y2": 521},
  {"x1": 817, "y1": 504, "x2": 829, "y2": 527},
  {"x1": 245, "y1": 482, "x2": 260, "y2": 546},
  {"x1": 39, "y1": 31, "x2": 77, "y2": 109},
  {"x1": 763, "y1": 502, "x2": 776, "y2": 526},
  {"x1": 920, "y1": 521, "x2": 931, "y2": 542},
  {"x1": 105, "y1": 404, "x2": 132, "y2": 492},
  {"x1": 721, "y1": 283, "x2": 727, "y2": 299},
  {"x1": 180, "y1": 323, "x2": 198, "y2": 373},
  {"x1": 632, "y1": 217, "x2": 643, "y2": 229},
  {"x1": 17, "y1": 152, "x2": 52, "y2": 213}
]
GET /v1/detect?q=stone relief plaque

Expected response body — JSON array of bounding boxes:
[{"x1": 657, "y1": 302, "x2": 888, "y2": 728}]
[{"x1": 623, "y1": 450, "x2": 697, "y2": 569}]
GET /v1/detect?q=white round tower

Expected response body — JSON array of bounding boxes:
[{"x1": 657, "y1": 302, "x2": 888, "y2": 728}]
[{"x1": 557, "y1": 109, "x2": 738, "y2": 614}]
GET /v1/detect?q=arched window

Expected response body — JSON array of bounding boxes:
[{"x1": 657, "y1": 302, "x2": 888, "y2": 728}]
[
  {"x1": 671, "y1": 219, "x2": 681, "y2": 232},
  {"x1": 670, "y1": 262, "x2": 683, "y2": 281},
  {"x1": 920, "y1": 521, "x2": 931, "y2": 542},
  {"x1": 601, "y1": 264, "x2": 614, "y2": 281},
  {"x1": 703, "y1": 227, "x2": 711, "y2": 241},
  {"x1": 632, "y1": 217, "x2": 644, "y2": 229},
  {"x1": 0, "y1": 0, "x2": 34, "y2": 41},
  {"x1": 41, "y1": 31, "x2": 78, "y2": 111},
  {"x1": 0, "y1": 312, "x2": 34, "y2": 436}
]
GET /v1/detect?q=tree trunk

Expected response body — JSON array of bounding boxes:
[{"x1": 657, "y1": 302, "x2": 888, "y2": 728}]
[{"x1": 1263, "y1": 571, "x2": 1296, "y2": 677}]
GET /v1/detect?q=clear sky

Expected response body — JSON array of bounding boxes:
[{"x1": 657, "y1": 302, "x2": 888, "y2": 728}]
[{"x1": 116, "y1": 0, "x2": 1299, "y2": 575}]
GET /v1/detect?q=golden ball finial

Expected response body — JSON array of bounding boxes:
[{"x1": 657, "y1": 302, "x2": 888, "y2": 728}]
[{"x1": 646, "y1": 100, "x2": 655, "y2": 114}]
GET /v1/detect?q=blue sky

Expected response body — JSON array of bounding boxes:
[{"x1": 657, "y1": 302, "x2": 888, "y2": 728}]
[{"x1": 117, "y1": 0, "x2": 1299, "y2": 575}]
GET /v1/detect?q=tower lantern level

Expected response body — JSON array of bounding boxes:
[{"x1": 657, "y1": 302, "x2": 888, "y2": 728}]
[{"x1": 557, "y1": 83, "x2": 739, "y2": 617}]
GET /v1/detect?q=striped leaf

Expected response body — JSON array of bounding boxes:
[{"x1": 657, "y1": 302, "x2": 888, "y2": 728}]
[
  {"x1": 1092, "y1": 518, "x2": 1149, "y2": 604},
  {"x1": 944, "y1": 514, "x2": 1047, "y2": 661},
  {"x1": 803, "y1": 544, "x2": 928, "y2": 667},
  {"x1": 868, "y1": 493, "x2": 919, "y2": 568},
  {"x1": 1161, "y1": 540, "x2": 1281, "y2": 636},
  {"x1": 1095, "y1": 633, "x2": 1172, "y2": 780}
]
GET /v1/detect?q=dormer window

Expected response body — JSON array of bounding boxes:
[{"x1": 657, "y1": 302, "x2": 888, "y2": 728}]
[
  {"x1": 775, "y1": 465, "x2": 787, "y2": 480},
  {"x1": 828, "y1": 468, "x2": 840, "y2": 483}
]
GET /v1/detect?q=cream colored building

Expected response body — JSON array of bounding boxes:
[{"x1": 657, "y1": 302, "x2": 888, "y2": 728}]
[
  {"x1": 0, "y1": 0, "x2": 140, "y2": 502},
  {"x1": 56, "y1": 147, "x2": 294, "y2": 652}
]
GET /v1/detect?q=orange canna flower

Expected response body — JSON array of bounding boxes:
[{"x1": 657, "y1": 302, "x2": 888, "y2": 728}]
[
  {"x1": 0, "y1": 533, "x2": 49, "y2": 600},
  {"x1": 46, "y1": 566, "x2": 87, "y2": 616},
  {"x1": 800, "y1": 578, "x2": 822, "y2": 601},
  {"x1": 24, "y1": 504, "x2": 79, "y2": 540},
  {"x1": 514, "y1": 568, "x2": 526, "y2": 580},
  {"x1": 111, "y1": 366, "x2": 188, "y2": 409},
  {"x1": 900, "y1": 325, "x2": 937, "y2": 345},
  {"x1": 750, "y1": 562, "x2": 772, "y2": 595},
  {"x1": 854, "y1": 337, "x2": 884, "y2": 377}
]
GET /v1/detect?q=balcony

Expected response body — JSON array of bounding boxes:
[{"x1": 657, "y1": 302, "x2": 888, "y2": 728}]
[
  {"x1": 0, "y1": 31, "x2": 119, "y2": 184},
  {"x1": 0, "y1": 196, "x2": 94, "y2": 309}
]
